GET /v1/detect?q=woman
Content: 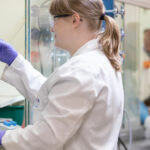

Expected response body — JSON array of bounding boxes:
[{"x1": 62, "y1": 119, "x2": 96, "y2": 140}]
[{"x1": 0, "y1": 0, "x2": 124, "y2": 149}]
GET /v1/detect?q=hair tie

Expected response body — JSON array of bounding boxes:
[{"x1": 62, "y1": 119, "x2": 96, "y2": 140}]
[{"x1": 100, "y1": 14, "x2": 105, "y2": 20}]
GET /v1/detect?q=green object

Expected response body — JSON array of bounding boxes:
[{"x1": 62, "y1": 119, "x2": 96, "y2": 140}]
[{"x1": 0, "y1": 106, "x2": 24, "y2": 126}]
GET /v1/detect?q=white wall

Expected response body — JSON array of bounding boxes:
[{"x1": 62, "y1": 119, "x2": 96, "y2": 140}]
[
  {"x1": 0, "y1": 0, "x2": 25, "y2": 103},
  {"x1": 0, "y1": 0, "x2": 25, "y2": 55}
]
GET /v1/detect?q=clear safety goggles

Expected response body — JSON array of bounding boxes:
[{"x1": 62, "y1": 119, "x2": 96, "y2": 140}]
[
  {"x1": 50, "y1": 14, "x2": 72, "y2": 29},
  {"x1": 49, "y1": 14, "x2": 83, "y2": 29}
]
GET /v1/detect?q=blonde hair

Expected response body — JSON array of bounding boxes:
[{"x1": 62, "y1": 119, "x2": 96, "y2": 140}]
[{"x1": 49, "y1": 0, "x2": 121, "y2": 71}]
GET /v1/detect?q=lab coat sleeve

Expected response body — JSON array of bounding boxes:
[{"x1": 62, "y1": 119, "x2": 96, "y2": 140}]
[
  {"x1": 1, "y1": 54, "x2": 47, "y2": 103},
  {"x1": 2, "y1": 66, "x2": 97, "y2": 150}
]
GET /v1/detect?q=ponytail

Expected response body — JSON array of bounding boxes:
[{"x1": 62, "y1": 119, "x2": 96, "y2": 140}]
[{"x1": 99, "y1": 15, "x2": 121, "y2": 72}]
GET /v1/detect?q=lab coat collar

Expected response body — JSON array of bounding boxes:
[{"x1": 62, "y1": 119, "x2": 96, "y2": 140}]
[{"x1": 72, "y1": 38, "x2": 101, "y2": 57}]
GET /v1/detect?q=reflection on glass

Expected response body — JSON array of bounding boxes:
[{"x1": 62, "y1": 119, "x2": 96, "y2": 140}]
[
  {"x1": 115, "y1": 2, "x2": 141, "y2": 129},
  {"x1": 26, "y1": 0, "x2": 70, "y2": 124},
  {"x1": 116, "y1": 2, "x2": 150, "y2": 130},
  {"x1": 30, "y1": 0, "x2": 70, "y2": 77}
]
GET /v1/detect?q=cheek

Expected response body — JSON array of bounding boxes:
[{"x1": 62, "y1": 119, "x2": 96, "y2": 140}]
[
  {"x1": 56, "y1": 28, "x2": 69, "y2": 41},
  {"x1": 54, "y1": 25, "x2": 62, "y2": 37},
  {"x1": 54, "y1": 22, "x2": 71, "y2": 47},
  {"x1": 54, "y1": 30, "x2": 65, "y2": 47}
]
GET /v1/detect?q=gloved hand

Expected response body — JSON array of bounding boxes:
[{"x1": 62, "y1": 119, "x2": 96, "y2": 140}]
[
  {"x1": 0, "y1": 39, "x2": 18, "y2": 65},
  {"x1": 0, "y1": 131, "x2": 5, "y2": 145}
]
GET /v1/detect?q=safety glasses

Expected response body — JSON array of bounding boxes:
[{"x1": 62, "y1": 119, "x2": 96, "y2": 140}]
[
  {"x1": 50, "y1": 14, "x2": 72, "y2": 29},
  {"x1": 50, "y1": 14, "x2": 83, "y2": 29},
  {"x1": 54, "y1": 14, "x2": 72, "y2": 19}
]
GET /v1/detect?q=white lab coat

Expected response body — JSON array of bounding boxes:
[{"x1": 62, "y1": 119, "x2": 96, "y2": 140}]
[{"x1": 1, "y1": 39, "x2": 124, "y2": 150}]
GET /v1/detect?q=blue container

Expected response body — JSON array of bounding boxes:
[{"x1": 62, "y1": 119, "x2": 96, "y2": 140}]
[{"x1": 0, "y1": 106, "x2": 24, "y2": 126}]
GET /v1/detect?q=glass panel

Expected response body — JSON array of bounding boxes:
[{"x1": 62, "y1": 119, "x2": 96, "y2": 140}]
[
  {"x1": 25, "y1": 0, "x2": 70, "y2": 124},
  {"x1": 139, "y1": 8, "x2": 150, "y2": 101},
  {"x1": 123, "y1": 3, "x2": 141, "y2": 129},
  {"x1": 30, "y1": 0, "x2": 69, "y2": 77},
  {"x1": 116, "y1": 2, "x2": 150, "y2": 131}
]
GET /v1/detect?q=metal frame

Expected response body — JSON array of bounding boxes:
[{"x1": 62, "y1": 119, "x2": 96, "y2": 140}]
[{"x1": 25, "y1": 0, "x2": 31, "y2": 126}]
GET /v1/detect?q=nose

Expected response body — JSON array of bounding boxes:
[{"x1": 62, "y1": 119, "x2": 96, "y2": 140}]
[{"x1": 50, "y1": 18, "x2": 54, "y2": 32}]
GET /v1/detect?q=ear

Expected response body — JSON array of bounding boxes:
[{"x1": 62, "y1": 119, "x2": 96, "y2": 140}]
[{"x1": 72, "y1": 13, "x2": 81, "y2": 28}]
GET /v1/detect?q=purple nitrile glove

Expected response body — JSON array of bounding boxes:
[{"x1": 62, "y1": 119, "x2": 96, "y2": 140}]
[
  {"x1": 0, "y1": 39, "x2": 18, "y2": 65},
  {"x1": 0, "y1": 131, "x2": 5, "y2": 145}
]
